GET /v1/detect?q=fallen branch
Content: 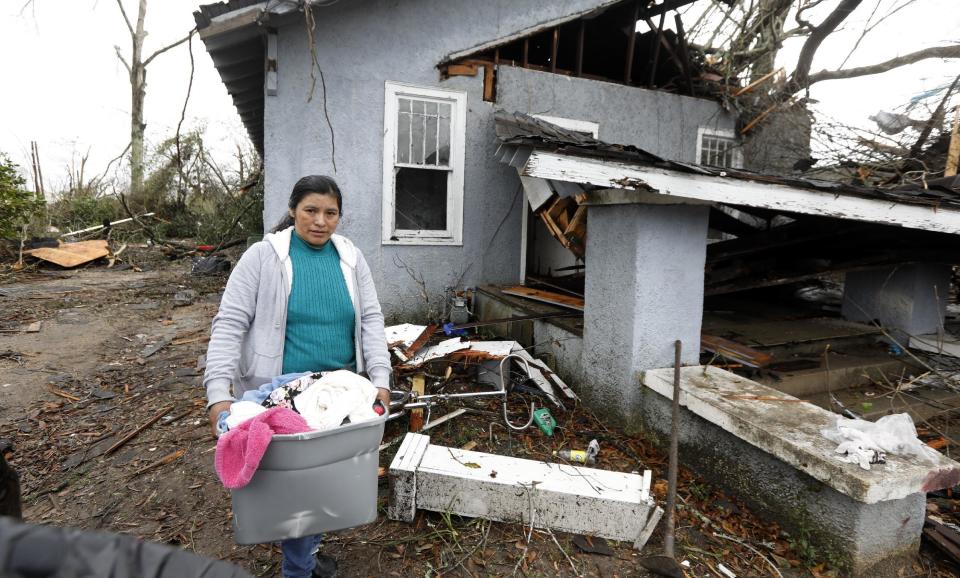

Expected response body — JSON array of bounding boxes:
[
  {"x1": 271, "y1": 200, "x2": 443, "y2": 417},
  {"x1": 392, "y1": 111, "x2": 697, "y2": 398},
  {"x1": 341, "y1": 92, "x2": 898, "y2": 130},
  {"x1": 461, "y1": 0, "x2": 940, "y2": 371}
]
[
  {"x1": 105, "y1": 404, "x2": 174, "y2": 455},
  {"x1": 47, "y1": 386, "x2": 81, "y2": 402},
  {"x1": 129, "y1": 449, "x2": 186, "y2": 478}
]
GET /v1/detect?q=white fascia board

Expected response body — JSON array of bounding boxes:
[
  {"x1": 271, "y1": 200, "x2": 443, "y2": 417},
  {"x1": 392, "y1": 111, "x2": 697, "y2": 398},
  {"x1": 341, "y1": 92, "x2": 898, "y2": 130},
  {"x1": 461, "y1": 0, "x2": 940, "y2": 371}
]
[{"x1": 522, "y1": 150, "x2": 960, "y2": 235}]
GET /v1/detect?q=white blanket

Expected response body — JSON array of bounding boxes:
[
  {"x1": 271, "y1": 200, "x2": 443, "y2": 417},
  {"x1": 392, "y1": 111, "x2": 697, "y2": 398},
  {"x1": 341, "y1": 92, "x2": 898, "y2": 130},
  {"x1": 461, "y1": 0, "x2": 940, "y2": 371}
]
[{"x1": 293, "y1": 370, "x2": 379, "y2": 430}]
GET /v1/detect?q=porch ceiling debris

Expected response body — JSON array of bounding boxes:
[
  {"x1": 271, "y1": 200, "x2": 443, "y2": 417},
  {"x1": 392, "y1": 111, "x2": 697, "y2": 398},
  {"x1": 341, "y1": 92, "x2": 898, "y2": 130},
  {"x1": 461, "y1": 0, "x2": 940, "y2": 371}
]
[{"x1": 495, "y1": 111, "x2": 960, "y2": 235}]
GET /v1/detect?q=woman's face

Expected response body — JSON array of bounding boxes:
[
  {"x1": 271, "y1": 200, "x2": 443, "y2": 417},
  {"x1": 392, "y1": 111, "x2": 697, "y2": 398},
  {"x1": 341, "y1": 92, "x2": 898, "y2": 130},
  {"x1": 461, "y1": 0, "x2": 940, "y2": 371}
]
[{"x1": 290, "y1": 192, "x2": 340, "y2": 246}]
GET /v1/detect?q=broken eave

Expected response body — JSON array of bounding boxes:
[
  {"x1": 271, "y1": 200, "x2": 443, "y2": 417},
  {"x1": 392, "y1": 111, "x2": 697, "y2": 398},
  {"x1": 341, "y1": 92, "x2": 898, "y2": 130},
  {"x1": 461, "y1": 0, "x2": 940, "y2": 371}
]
[{"x1": 518, "y1": 150, "x2": 960, "y2": 236}]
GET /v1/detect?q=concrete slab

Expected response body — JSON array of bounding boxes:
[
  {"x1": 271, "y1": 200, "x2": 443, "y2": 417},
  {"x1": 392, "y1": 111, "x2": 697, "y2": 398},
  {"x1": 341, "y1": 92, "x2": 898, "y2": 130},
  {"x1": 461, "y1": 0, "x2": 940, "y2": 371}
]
[
  {"x1": 639, "y1": 366, "x2": 960, "y2": 576},
  {"x1": 642, "y1": 366, "x2": 958, "y2": 503}
]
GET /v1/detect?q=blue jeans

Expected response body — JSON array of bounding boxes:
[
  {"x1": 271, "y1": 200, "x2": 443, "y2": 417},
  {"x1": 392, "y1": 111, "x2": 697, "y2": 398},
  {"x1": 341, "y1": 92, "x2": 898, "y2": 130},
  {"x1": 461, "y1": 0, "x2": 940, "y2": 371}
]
[{"x1": 281, "y1": 534, "x2": 323, "y2": 578}]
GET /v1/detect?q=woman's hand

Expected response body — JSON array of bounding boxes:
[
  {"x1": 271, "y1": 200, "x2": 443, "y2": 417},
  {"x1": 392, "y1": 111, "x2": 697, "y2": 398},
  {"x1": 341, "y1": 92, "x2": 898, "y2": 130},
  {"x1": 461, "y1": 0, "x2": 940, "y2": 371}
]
[
  {"x1": 375, "y1": 388, "x2": 390, "y2": 415},
  {"x1": 207, "y1": 401, "x2": 233, "y2": 437}
]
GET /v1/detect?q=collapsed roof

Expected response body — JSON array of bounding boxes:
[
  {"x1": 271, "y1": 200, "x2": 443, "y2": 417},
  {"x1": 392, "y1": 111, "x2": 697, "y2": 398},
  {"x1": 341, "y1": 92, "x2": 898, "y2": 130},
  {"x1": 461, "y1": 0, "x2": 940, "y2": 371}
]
[{"x1": 494, "y1": 111, "x2": 960, "y2": 295}]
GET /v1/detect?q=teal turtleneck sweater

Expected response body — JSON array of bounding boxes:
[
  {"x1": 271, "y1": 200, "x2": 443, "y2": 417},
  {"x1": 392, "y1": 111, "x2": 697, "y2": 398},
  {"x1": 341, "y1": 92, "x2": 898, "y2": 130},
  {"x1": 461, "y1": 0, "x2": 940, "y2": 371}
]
[{"x1": 282, "y1": 232, "x2": 356, "y2": 374}]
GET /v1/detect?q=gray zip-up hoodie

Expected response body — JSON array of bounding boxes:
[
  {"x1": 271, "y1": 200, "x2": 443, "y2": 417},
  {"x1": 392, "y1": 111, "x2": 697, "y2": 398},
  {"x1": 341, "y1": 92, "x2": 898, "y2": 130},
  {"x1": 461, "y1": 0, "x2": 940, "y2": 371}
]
[{"x1": 203, "y1": 227, "x2": 391, "y2": 408}]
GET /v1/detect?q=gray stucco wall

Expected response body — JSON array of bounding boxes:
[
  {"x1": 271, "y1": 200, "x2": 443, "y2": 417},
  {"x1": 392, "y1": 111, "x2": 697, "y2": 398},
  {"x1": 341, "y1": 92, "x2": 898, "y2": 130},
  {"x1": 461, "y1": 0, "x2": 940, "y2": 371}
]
[
  {"x1": 263, "y1": 0, "x2": 735, "y2": 320},
  {"x1": 582, "y1": 204, "x2": 709, "y2": 428},
  {"x1": 497, "y1": 66, "x2": 737, "y2": 162}
]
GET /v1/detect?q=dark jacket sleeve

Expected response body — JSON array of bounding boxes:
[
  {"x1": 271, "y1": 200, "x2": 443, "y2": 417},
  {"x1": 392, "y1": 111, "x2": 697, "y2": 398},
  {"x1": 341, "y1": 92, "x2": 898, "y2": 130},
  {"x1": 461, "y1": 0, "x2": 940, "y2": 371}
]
[{"x1": 0, "y1": 517, "x2": 253, "y2": 578}]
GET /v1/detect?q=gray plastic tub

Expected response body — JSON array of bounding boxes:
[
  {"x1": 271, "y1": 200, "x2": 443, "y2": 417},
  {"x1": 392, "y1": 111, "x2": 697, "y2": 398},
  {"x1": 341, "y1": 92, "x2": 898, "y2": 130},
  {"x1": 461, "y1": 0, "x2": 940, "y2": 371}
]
[{"x1": 231, "y1": 416, "x2": 385, "y2": 544}]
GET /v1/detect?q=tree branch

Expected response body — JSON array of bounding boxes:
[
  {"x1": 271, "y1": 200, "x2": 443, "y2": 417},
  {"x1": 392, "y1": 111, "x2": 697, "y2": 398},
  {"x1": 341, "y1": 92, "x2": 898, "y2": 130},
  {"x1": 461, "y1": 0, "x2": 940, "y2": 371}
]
[
  {"x1": 115, "y1": 0, "x2": 135, "y2": 38},
  {"x1": 144, "y1": 28, "x2": 195, "y2": 67},
  {"x1": 790, "y1": 0, "x2": 863, "y2": 91},
  {"x1": 807, "y1": 44, "x2": 960, "y2": 84},
  {"x1": 114, "y1": 45, "x2": 132, "y2": 75}
]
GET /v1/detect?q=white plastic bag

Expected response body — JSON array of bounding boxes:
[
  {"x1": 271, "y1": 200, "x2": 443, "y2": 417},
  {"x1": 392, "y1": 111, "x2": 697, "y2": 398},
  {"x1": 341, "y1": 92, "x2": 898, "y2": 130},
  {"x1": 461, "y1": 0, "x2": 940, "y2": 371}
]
[{"x1": 821, "y1": 413, "x2": 939, "y2": 469}]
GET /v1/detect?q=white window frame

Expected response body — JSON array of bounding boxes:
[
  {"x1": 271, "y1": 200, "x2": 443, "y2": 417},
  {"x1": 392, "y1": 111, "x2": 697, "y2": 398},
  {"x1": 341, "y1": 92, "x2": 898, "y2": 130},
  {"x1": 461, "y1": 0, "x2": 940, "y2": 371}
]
[
  {"x1": 696, "y1": 127, "x2": 743, "y2": 169},
  {"x1": 382, "y1": 81, "x2": 467, "y2": 245}
]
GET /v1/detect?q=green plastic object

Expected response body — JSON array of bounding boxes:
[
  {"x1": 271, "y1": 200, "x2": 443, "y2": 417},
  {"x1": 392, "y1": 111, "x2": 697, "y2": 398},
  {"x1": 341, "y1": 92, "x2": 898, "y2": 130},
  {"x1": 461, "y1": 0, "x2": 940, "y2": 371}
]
[{"x1": 532, "y1": 408, "x2": 556, "y2": 436}]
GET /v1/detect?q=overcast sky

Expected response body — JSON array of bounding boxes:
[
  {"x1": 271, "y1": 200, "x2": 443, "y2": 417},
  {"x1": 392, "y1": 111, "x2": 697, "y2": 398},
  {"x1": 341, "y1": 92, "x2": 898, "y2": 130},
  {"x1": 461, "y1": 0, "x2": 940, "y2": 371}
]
[{"x1": 1, "y1": 0, "x2": 957, "y2": 192}]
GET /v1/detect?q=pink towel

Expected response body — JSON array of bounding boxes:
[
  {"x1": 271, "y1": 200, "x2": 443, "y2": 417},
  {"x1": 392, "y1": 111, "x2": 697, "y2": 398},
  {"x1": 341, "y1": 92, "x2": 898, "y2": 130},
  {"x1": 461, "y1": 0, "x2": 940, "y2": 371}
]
[{"x1": 215, "y1": 407, "x2": 311, "y2": 489}]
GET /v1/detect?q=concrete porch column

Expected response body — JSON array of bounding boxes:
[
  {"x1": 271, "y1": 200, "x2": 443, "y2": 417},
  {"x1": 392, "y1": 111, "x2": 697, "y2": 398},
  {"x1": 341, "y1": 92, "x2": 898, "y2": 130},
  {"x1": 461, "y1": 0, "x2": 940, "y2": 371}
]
[
  {"x1": 842, "y1": 264, "x2": 952, "y2": 341},
  {"x1": 581, "y1": 203, "x2": 709, "y2": 428}
]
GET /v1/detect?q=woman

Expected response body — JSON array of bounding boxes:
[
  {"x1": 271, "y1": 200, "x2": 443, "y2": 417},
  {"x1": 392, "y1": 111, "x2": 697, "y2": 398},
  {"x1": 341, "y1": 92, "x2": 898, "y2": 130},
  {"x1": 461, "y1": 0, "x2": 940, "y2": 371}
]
[{"x1": 203, "y1": 175, "x2": 391, "y2": 578}]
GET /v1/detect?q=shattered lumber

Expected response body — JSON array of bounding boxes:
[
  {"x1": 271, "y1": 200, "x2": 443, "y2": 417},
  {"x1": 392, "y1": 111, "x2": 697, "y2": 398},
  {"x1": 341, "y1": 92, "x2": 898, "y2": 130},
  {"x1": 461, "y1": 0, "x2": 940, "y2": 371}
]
[
  {"x1": 700, "y1": 333, "x2": 772, "y2": 368},
  {"x1": 388, "y1": 433, "x2": 662, "y2": 549}
]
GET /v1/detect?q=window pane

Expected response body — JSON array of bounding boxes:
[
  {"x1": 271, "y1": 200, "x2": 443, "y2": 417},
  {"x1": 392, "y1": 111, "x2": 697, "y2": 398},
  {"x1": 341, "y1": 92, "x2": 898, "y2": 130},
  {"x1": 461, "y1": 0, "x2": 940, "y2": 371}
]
[
  {"x1": 399, "y1": 98, "x2": 411, "y2": 113},
  {"x1": 439, "y1": 112, "x2": 451, "y2": 166},
  {"x1": 425, "y1": 114, "x2": 439, "y2": 165},
  {"x1": 395, "y1": 167, "x2": 448, "y2": 231},
  {"x1": 411, "y1": 100, "x2": 425, "y2": 164},
  {"x1": 397, "y1": 110, "x2": 411, "y2": 163}
]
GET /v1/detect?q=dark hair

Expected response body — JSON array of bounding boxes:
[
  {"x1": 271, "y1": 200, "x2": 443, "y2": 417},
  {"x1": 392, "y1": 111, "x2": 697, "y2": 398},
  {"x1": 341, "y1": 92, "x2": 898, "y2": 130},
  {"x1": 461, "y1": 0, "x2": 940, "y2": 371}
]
[{"x1": 271, "y1": 175, "x2": 343, "y2": 232}]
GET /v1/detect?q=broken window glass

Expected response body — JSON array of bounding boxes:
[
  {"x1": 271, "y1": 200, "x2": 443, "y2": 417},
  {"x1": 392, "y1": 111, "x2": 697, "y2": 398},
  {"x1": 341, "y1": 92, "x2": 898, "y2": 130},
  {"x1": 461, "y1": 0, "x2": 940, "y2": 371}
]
[{"x1": 395, "y1": 167, "x2": 448, "y2": 231}]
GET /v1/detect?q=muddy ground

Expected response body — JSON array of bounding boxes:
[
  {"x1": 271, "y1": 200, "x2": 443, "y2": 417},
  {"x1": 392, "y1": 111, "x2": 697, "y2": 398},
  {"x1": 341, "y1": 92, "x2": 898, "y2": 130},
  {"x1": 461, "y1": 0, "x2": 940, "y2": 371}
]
[{"x1": 0, "y1": 248, "x2": 957, "y2": 577}]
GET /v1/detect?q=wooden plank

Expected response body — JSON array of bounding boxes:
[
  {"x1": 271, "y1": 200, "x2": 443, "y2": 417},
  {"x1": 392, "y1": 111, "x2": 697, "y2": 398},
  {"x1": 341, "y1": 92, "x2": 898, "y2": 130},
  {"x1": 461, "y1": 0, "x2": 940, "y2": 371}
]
[
  {"x1": 647, "y1": 12, "x2": 665, "y2": 87},
  {"x1": 409, "y1": 374, "x2": 426, "y2": 433},
  {"x1": 673, "y1": 13, "x2": 694, "y2": 95},
  {"x1": 501, "y1": 286, "x2": 584, "y2": 311},
  {"x1": 511, "y1": 346, "x2": 578, "y2": 400},
  {"x1": 482, "y1": 63, "x2": 495, "y2": 102},
  {"x1": 924, "y1": 527, "x2": 960, "y2": 564},
  {"x1": 550, "y1": 28, "x2": 559, "y2": 74},
  {"x1": 522, "y1": 37, "x2": 529, "y2": 68},
  {"x1": 387, "y1": 433, "x2": 430, "y2": 522},
  {"x1": 446, "y1": 63, "x2": 479, "y2": 77},
  {"x1": 564, "y1": 204, "x2": 587, "y2": 248},
  {"x1": 25, "y1": 240, "x2": 110, "y2": 268},
  {"x1": 522, "y1": 150, "x2": 960, "y2": 235},
  {"x1": 402, "y1": 324, "x2": 438, "y2": 359},
  {"x1": 422, "y1": 408, "x2": 469, "y2": 432},
  {"x1": 398, "y1": 438, "x2": 662, "y2": 547},
  {"x1": 700, "y1": 333, "x2": 773, "y2": 368},
  {"x1": 642, "y1": 16, "x2": 686, "y2": 77},
  {"x1": 947, "y1": 105, "x2": 960, "y2": 177},
  {"x1": 575, "y1": 19, "x2": 585, "y2": 77},
  {"x1": 624, "y1": 1, "x2": 640, "y2": 83}
]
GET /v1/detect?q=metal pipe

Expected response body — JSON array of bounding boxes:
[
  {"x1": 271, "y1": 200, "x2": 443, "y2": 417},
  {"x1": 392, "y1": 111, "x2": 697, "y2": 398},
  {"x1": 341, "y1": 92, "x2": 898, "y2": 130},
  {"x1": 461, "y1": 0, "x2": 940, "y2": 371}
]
[{"x1": 499, "y1": 354, "x2": 536, "y2": 431}]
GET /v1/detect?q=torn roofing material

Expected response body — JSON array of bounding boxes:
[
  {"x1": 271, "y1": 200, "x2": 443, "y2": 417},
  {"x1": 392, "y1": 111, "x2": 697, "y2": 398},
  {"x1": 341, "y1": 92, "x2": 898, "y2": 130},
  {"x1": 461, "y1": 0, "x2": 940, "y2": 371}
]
[{"x1": 495, "y1": 110, "x2": 960, "y2": 231}]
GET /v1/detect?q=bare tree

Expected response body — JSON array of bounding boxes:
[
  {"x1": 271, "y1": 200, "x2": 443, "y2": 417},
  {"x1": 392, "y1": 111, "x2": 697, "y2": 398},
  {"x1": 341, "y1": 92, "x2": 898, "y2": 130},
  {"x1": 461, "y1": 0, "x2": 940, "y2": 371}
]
[
  {"x1": 690, "y1": 0, "x2": 960, "y2": 98},
  {"x1": 113, "y1": 0, "x2": 193, "y2": 196}
]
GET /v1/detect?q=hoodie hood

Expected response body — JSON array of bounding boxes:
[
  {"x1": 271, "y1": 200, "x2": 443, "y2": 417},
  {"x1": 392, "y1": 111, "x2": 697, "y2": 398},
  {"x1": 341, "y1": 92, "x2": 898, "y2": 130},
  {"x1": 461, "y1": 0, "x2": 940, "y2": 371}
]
[{"x1": 264, "y1": 226, "x2": 358, "y2": 268}]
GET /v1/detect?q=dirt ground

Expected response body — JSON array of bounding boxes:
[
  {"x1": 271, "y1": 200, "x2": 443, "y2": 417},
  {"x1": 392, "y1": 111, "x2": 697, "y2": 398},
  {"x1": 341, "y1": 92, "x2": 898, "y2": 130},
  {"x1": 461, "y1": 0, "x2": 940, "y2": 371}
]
[{"x1": 0, "y1": 248, "x2": 957, "y2": 578}]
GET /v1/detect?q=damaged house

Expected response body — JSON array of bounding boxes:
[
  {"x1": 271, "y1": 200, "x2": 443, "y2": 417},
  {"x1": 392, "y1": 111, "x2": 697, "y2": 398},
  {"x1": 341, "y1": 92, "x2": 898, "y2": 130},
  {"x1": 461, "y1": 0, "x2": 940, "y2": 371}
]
[
  {"x1": 195, "y1": 0, "x2": 960, "y2": 575},
  {"x1": 193, "y1": 0, "x2": 753, "y2": 318}
]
